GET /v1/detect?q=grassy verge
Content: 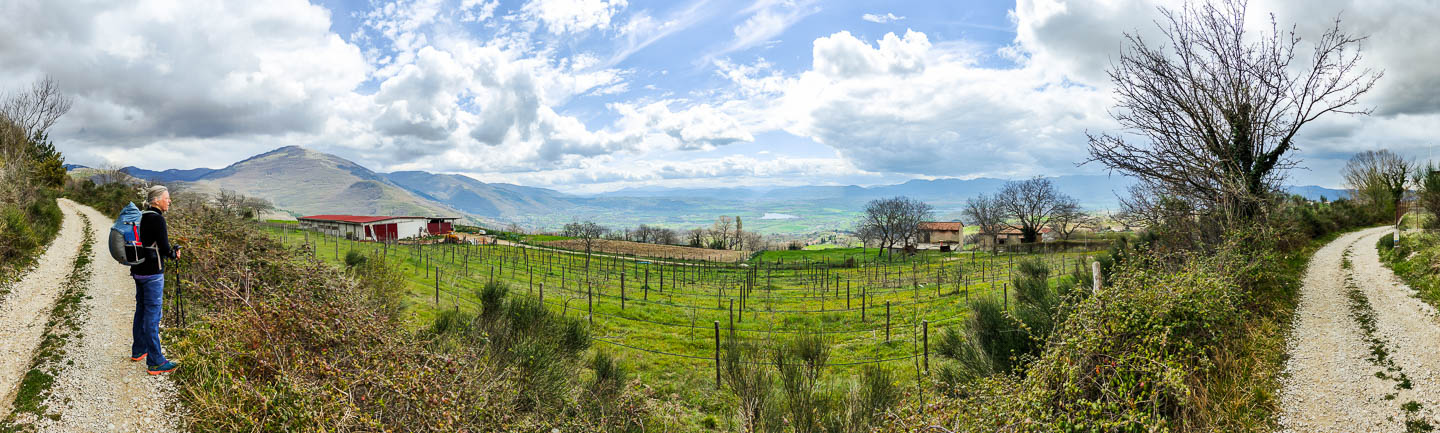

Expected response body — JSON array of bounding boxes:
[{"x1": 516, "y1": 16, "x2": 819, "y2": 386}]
[
  {"x1": 1376, "y1": 231, "x2": 1440, "y2": 309},
  {"x1": 0, "y1": 214, "x2": 93, "y2": 432},
  {"x1": 0, "y1": 191, "x2": 64, "y2": 294}
]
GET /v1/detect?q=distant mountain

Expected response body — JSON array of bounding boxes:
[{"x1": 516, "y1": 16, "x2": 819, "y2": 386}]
[
  {"x1": 175, "y1": 146, "x2": 463, "y2": 219},
  {"x1": 1286, "y1": 185, "x2": 1350, "y2": 202},
  {"x1": 384, "y1": 171, "x2": 572, "y2": 219},
  {"x1": 120, "y1": 166, "x2": 216, "y2": 183},
  {"x1": 597, "y1": 175, "x2": 1137, "y2": 210},
  {"x1": 62, "y1": 163, "x2": 88, "y2": 170}
]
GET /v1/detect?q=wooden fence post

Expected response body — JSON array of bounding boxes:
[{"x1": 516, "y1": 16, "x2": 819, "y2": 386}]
[
  {"x1": 1092, "y1": 261, "x2": 1102, "y2": 292},
  {"x1": 923, "y1": 320, "x2": 929, "y2": 373},
  {"x1": 885, "y1": 301, "x2": 891, "y2": 342}
]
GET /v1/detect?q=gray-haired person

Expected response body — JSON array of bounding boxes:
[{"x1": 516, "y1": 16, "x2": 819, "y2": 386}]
[{"x1": 130, "y1": 185, "x2": 179, "y2": 374}]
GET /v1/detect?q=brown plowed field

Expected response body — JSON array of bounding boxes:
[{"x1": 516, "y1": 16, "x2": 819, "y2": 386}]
[{"x1": 541, "y1": 239, "x2": 749, "y2": 262}]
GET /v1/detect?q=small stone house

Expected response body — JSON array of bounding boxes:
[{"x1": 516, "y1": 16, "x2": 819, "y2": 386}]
[{"x1": 917, "y1": 221, "x2": 964, "y2": 250}]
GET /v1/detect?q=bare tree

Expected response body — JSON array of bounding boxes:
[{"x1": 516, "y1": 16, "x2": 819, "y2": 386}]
[
  {"x1": 855, "y1": 196, "x2": 933, "y2": 257},
  {"x1": 1414, "y1": 162, "x2": 1440, "y2": 225},
  {"x1": 995, "y1": 177, "x2": 1074, "y2": 244},
  {"x1": 733, "y1": 215, "x2": 743, "y2": 249},
  {"x1": 563, "y1": 220, "x2": 609, "y2": 274},
  {"x1": 1086, "y1": 0, "x2": 1381, "y2": 224},
  {"x1": 1344, "y1": 150, "x2": 1411, "y2": 223},
  {"x1": 0, "y1": 77, "x2": 73, "y2": 204},
  {"x1": 1047, "y1": 198, "x2": 1087, "y2": 241},
  {"x1": 710, "y1": 216, "x2": 735, "y2": 250},
  {"x1": 687, "y1": 227, "x2": 706, "y2": 248},
  {"x1": 2, "y1": 76, "x2": 73, "y2": 140},
  {"x1": 962, "y1": 194, "x2": 1005, "y2": 250},
  {"x1": 656, "y1": 228, "x2": 678, "y2": 245},
  {"x1": 740, "y1": 231, "x2": 764, "y2": 252}
]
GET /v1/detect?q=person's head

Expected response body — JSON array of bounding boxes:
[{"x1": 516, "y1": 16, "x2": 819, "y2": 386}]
[{"x1": 145, "y1": 185, "x2": 171, "y2": 211}]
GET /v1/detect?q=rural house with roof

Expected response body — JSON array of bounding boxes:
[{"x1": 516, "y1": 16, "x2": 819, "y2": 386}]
[{"x1": 916, "y1": 221, "x2": 964, "y2": 250}]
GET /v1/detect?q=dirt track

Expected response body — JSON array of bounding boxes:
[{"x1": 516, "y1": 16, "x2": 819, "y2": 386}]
[
  {"x1": 1278, "y1": 227, "x2": 1440, "y2": 432},
  {"x1": 0, "y1": 199, "x2": 179, "y2": 431}
]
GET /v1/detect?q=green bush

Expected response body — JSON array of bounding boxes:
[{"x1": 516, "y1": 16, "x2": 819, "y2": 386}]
[
  {"x1": 477, "y1": 280, "x2": 509, "y2": 320},
  {"x1": 965, "y1": 297, "x2": 1029, "y2": 374},
  {"x1": 343, "y1": 250, "x2": 367, "y2": 267}
]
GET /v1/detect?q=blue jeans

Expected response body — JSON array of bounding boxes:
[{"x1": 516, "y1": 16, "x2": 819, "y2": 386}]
[{"x1": 132, "y1": 274, "x2": 169, "y2": 367}]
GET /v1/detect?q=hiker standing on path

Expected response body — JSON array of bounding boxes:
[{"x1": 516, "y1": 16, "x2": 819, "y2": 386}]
[{"x1": 130, "y1": 185, "x2": 179, "y2": 375}]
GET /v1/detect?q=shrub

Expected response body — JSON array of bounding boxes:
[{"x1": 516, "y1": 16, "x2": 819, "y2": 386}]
[
  {"x1": 722, "y1": 335, "x2": 777, "y2": 433},
  {"x1": 477, "y1": 280, "x2": 508, "y2": 321},
  {"x1": 933, "y1": 326, "x2": 994, "y2": 389},
  {"x1": 774, "y1": 332, "x2": 832, "y2": 433},
  {"x1": 588, "y1": 350, "x2": 628, "y2": 399},
  {"x1": 848, "y1": 365, "x2": 897, "y2": 429},
  {"x1": 343, "y1": 249, "x2": 366, "y2": 267},
  {"x1": 966, "y1": 297, "x2": 1028, "y2": 374}
]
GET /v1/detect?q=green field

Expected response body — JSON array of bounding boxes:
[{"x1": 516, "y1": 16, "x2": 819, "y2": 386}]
[{"x1": 262, "y1": 225, "x2": 1104, "y2": 427}]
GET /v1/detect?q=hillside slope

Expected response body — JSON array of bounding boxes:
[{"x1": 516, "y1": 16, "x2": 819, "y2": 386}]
[
  {"x1": 184, "y1": 146, "x2": 461, "y2": 219},
  {"x1": 384, "y1": 171, "x2": 571, "y2": 219}
]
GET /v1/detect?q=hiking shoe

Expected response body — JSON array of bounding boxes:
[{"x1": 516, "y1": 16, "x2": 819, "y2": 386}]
[
  {"x1": 130, "y1": 353, "x2": 146, "y2": 362},
  {"x1": 147, "y1": 361, "x2": 178, "y2": 375}
]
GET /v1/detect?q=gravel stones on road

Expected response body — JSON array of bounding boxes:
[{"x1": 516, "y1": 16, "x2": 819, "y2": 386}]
[{"x1": 1278, "y1": 227, "x2": 1440, "y2": 432}]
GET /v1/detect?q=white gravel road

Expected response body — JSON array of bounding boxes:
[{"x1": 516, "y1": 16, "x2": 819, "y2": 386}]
[
  {"x1": 30, "y1": 202, "x2": 180, "y2": 432},
  {"x1": 1279, "y1": 226, "x2": 1440, "y2": 432},
  {"x1": 0, "y1": 198, "x2": 85, "y2": 412},
  {"x1": 0, "y1": 199, "x2": 179, "y2": 431}
]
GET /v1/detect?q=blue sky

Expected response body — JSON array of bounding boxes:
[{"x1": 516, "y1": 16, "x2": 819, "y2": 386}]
[{"x1": 5, "y1": 0, "x2": 1437, "y2": 193}]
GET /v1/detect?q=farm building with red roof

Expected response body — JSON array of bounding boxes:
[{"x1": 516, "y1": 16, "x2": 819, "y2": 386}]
[{"x1": 297, "y1": 214, "x2": 460, "y2": 241}]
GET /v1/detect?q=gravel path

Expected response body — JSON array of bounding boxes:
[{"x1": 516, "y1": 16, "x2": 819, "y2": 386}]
[
  {"x1": 0, "y1": 199, "x2": 85, "y2": 412},
  {"x1": 30, "y1": 202, "x2": 180, "y2": 432},
  {"x1": 1279, "y1": 226, "x2": 1440, "y2": 432},
  {"x1": 1350, "y1": 228, "x2": 1440, "y2": 426}
]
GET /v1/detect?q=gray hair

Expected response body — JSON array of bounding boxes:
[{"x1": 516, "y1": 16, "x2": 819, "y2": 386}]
[{"x1": 144, "y1": 185, "x2": 169, "y2": 207}]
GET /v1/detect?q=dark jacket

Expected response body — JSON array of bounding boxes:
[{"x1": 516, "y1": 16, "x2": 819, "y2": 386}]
[{"x1": 130, "y1": 208, "x2": 176, "y2": 276}]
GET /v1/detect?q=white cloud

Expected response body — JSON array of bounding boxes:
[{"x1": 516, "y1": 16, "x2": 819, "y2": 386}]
[
  {"x1": 861, "y1": 12, "x2": 904, "y2": 23},
  {"x1": 522, "y1": 0, "x2": 628, "y2": 35},
  {"x1": 0, "y1": 0, "x2": 368, "y2": 155},
  {"x1": 710, "y1": 0, "x2": 820, "y2": 59},
  {"x1": 713, "y1": 29, "x2": 1111, "y2": 178}
]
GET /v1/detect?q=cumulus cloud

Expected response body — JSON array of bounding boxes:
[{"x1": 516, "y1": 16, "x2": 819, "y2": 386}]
[
  {"x1": 0, "y1": 0, "x2": 367, "y2": 149},
  {"x1": 861, "y1": 13, "x2": 905, "y2": 23},
  {"x1": 720, "y1": 29, "x2": 1111, "y2": 178}
]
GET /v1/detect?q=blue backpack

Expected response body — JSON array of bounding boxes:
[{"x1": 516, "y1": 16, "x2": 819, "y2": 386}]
[{"x1": 108, "y1": 202, "x2": 158, "y2": 266}]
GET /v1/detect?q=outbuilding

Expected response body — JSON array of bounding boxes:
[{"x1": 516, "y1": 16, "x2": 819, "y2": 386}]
[
  {"x1": 297, "y1": 215, "x2": 460, "y2": 241},
  {"x1": 917, "y1": 221, "x2": 965, "y2": 250}
]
